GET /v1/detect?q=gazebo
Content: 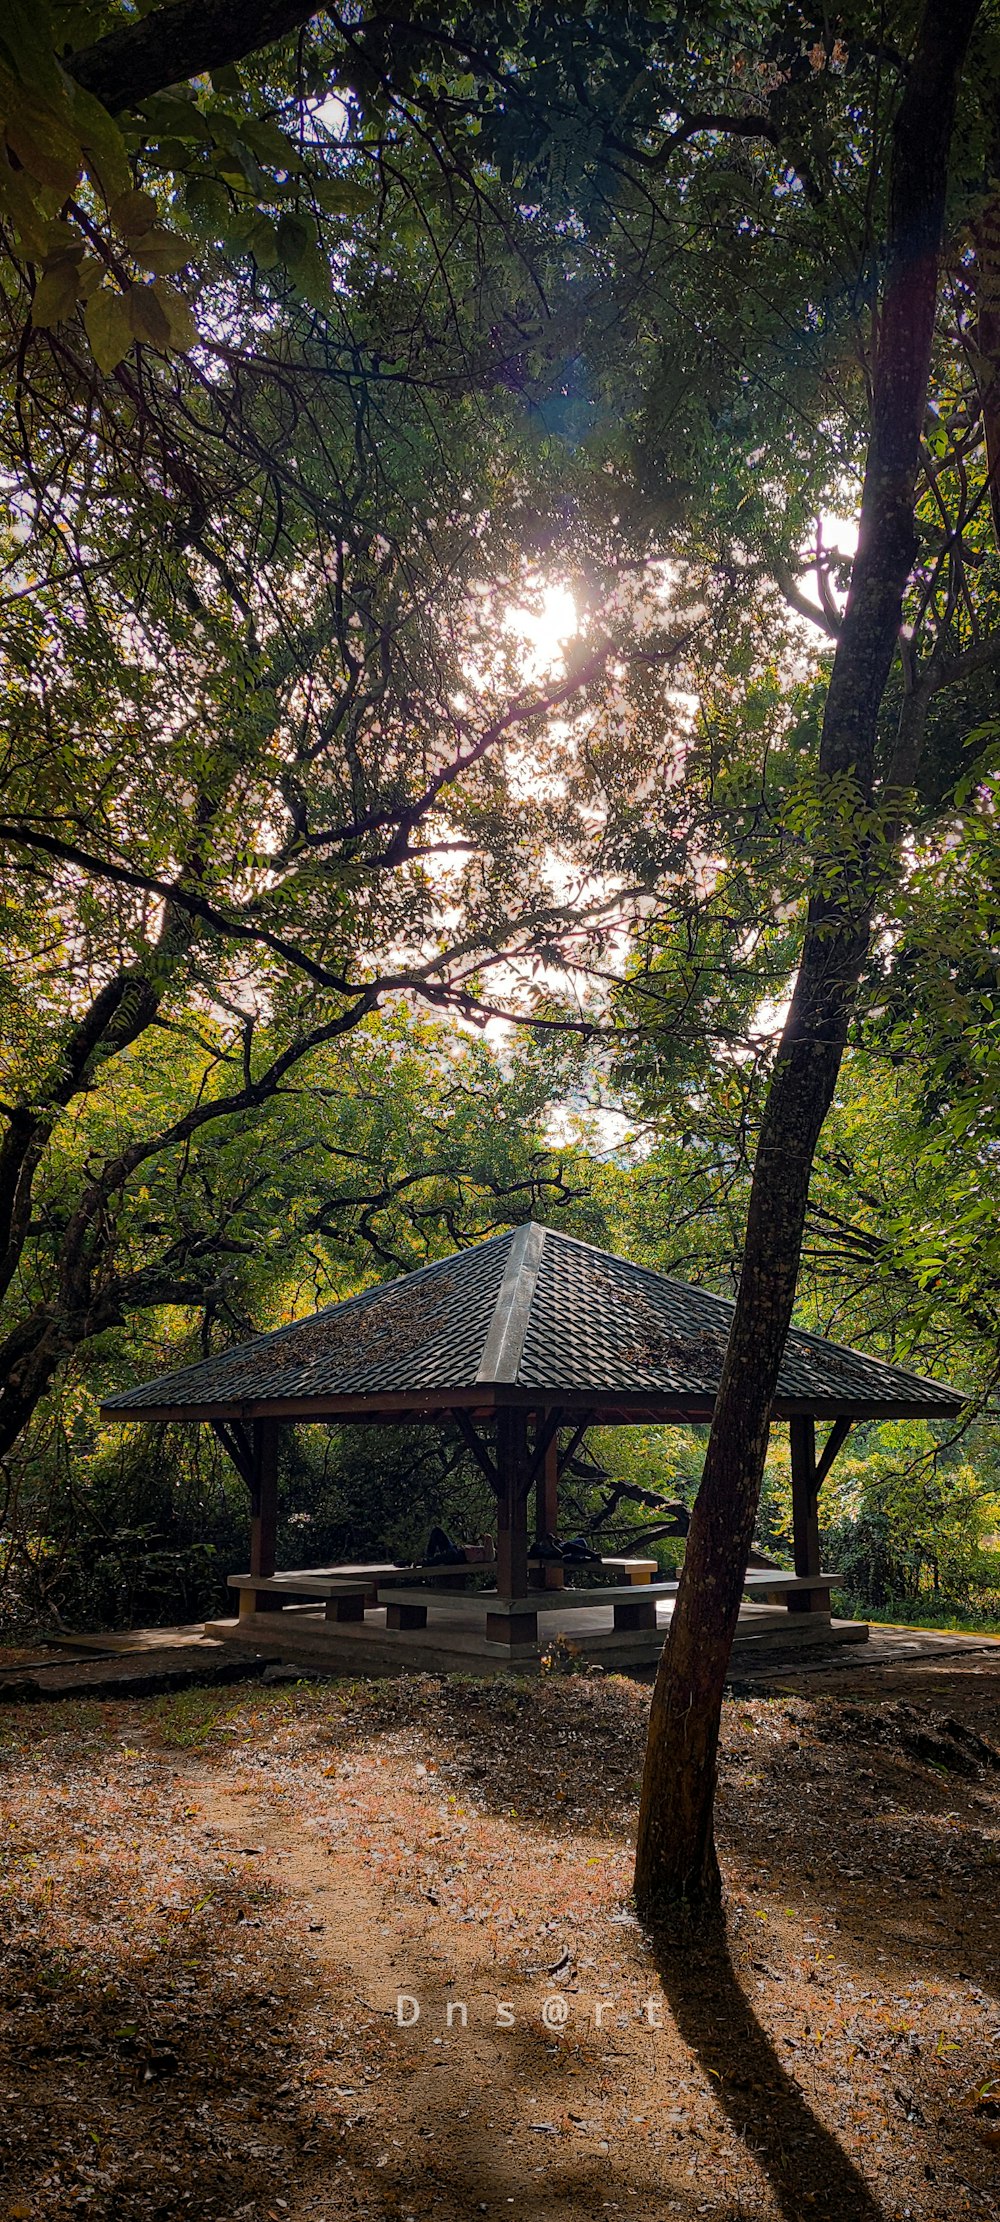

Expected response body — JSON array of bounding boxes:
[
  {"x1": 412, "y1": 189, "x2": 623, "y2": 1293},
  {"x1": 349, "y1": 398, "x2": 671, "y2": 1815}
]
[{"x1": 101, "y1": 1222, "x2": 964, "y2": 1671}]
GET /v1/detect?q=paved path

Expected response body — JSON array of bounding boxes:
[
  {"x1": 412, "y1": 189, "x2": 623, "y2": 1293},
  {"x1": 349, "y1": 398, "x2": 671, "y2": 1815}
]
[{"x1": 2, "y1": 1617, "x2": 996, "y2": 1699}]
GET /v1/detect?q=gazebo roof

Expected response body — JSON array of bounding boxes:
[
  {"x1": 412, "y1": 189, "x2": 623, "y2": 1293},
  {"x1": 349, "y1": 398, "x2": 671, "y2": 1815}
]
[{"x1": 101, "y1": 1220, "x2": 964, "y2": 1426}]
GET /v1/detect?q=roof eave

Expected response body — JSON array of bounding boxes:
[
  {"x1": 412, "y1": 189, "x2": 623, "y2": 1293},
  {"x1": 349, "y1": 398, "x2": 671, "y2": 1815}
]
[{"x1": 99, "y1": 1386, "x2": 965, "y2": 1425}]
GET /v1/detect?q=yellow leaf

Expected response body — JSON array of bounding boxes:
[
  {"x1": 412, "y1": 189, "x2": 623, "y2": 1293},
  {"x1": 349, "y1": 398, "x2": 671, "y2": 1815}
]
[
  {"x1": 84, "y1": 286, "x2": 132, "y2": 374},
  {"x1": 30, "y1": 255, "x2": 82, "y2": 327}
]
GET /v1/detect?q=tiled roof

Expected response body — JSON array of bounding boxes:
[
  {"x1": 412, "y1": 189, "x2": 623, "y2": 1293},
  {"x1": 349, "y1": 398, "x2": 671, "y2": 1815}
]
[{"x1": 102, "y1": 1222, "x2": 964, "y2": 1421}]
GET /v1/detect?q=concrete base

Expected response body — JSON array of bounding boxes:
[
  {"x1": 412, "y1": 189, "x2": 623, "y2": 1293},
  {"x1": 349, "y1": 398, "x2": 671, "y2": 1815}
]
[{"x1": 203, "y1": 1599, "x2": 869, "y2": 1679}]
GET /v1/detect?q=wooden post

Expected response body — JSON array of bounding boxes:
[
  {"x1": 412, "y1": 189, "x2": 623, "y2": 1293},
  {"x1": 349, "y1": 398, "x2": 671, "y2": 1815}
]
[
  {"x1": 386, "y1": 1600, "x2": 428, "y2": 1630},
  {"x1": 538, "y1": 1426, "x2": 559, "y2": 1537},
  {"x1": 241, "y1": 1418, "x2": 280, "y2": 1615},
  {"x1": 613, "y1": 1597, "x2": 658, "y2": 1632},
  {"x1": 496, "y1": 1407, "x2": 529, "y2": 1600},
  {"x1": 486, "y1": 1607, "x2": 538, "y2": 1646},
  {"x1": 788, "y1": 1415, "x2": 826, "y2": 1615},
  {"x1": 536, "y1": 1420, "x2": 563, "y2": 1590}
]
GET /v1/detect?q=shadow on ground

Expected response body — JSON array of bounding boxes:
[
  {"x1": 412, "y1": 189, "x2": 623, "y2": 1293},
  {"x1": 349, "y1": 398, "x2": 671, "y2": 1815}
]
[{"x1": 649, "y1": 1909, "x2": 883, "y2": 2222}]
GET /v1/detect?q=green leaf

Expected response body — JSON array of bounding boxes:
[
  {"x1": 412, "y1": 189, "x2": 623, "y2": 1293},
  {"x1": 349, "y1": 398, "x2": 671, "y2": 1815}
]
[
  {"x1": 30, "y1": 255, "x2": 81, "y2": 327},
  {"x1": 0, "y1": 147, "x2": 50, "y2": 257},
  {"x1": 76, "y1": 254, "x2": 105, "y2": 301},
  {"x1": 68, "y1": 81, "x2": 131, "y2": 204},
  {"x1": 84, "y1": 286, "x2": 132, "y2": 374},
  {"x1": 137, "y1": 95, "x2": 214, "y2": 146},
  {"x1": 126, "y1": 282, "x2": 172, "y2": 350},
  {"x1": 5, "y1": 95, "x2": 81, "y2": 196},
  {"x1": 313, "y1": 177, "x2": 376, "y2": 216},
  {"x1": 110, "y1": 189, "x2": 158, "y2": 239},
  {"x1": 275, "y1": 212, "x2": 309, "y2": 262},
  {"x1": 242, "y1": 215, "x2": 279, "y2": 270},
  {"x1": 0, "y1": 0, "x2": 63, "y2": 102},
  {"x1": 290, "y1": 241, "x2": 333, "y2": 308},
  {"x1": 183, "y1": 175, "x2": 230, "y2": 234},
  {"x1": 238, "y1": 117, "x2": 302, "y2": 170},
  {"x1": 150, "y1": 280, "x2": 198, "y2": 353},
  {"x1": 275, "y1": 212, "x2": 332, "y2": 307},
  {"x1": 130, "y1": 227, "x2": 191, "y2": 276}
]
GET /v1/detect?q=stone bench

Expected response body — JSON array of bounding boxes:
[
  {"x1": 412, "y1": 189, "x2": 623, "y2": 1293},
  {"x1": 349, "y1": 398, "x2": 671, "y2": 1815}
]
[
  {"x1": 375, "y1": 1579, "x2": 679, "y2": 1644},
  {"x1": 526, "y1": 1553, "x2": 659, "y2": 1591},
  {"x1": 227, "y1": 1566, "x2": 399, "y2": 1620},
  {"x1": 227, "y1": 1561, "x2": 838, "y2": 1634},
  {"x1": 741, "y1": 1570, "x2": 839, "y2": 1614}
]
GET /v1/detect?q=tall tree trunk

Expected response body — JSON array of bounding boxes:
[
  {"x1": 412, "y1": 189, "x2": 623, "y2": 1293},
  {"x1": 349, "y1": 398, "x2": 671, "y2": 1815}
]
[
  {"x1": 634, "y1": 0, "x2": 981, "y2": 1913},
  {"x1": 971, "y1": 88, "x2": 1000, "y2": 557}
]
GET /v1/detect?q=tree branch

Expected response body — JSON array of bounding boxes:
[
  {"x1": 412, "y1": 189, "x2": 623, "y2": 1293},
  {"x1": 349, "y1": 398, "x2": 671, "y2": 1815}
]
[
  {"x1": 774, "y1": 557, "x2": 840, "y2": 639},
  {"x1": 68, "y1": 0, "x2": 324, "y2": 116}
]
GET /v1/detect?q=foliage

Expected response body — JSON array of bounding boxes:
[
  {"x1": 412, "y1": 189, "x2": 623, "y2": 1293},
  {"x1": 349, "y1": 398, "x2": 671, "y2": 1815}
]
[
  {"x1": 0, "y1": 1012, "x2": 587, "y2": 1633},
  {"x1": 821, "y1": 1421, "x2": 1000, "y2": 1619},
  {"x1": 2, "y1": 2, "x2": 709, "y2": 1467},
  {"x1": 2, "y1": 0, "x2": 1000, "y2": 1672}
]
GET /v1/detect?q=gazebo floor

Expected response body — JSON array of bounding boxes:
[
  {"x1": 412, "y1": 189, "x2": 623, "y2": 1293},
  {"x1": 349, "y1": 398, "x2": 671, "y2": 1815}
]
[{"x1": 204, "y1": 1597, "x2": 869, "y2": 1678}]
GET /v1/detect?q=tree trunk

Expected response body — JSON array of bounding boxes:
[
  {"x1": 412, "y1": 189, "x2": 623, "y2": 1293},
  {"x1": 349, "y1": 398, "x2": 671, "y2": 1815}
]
[{"x1": 634, "y1": 0, "x2": 981, "y2": 1913}]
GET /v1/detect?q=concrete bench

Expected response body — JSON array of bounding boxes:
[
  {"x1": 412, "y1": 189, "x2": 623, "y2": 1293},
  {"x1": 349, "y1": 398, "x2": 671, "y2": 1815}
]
[
  {"x1": 597, "y1": 1556, "x2": 659, "y2": 1584},
  {"x1": 228, "y1": 1566, "x2": 399, "y2": 1620},
  {"x1": 527, "y1": 1553, "x2": 659, "y2": 1591},
  {"x1": 228, "y1": 1560, "x2": 838, "y2": 1634},
  {"x1": 375, "y1": 1579, "x2": 679, "y2": 1644},
  {"x1": 227, "y1": 1558, "x2": 502, "y2": 1616},
  {"x1": 741, "y1": 1570, "x2": 839, "y2": 1613}
]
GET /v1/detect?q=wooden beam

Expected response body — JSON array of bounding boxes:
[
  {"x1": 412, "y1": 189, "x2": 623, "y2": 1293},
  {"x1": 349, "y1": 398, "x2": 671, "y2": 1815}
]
[
  {"x1": 537, "y1": 1426, "x2": 560, "y2": 1539},
  {"x1": 789, "y1": 1415, "x2": 820, "y2": 1582},
  {"x1": 815, "y1": 1415, "x2": 853, "y2": 1490},
  {"x1": 788, "y1": 1414, "x2": 834, "y2": 1616},
  {"x1": 495, "y1": 1407, "x2": 529, "y2": 1600},
  {"x1": 535, "y1": 1422, "x2": 563, "y2": 1591},
  {"x1": 526, "y1": 1406, "x2": 564, "y2": 1493},
  {"x1": 451, "y1": 1408, "x2": 498, "y2": 1488},
  {"x1": 102, "y1": 1386, "x2": 964, "y2": 1425},
  {"x1": 211, "y1": 1418, "x2": 254, "y2": 1487},
  {"x1": 249, "y1": 1418, "x2": 279, "y2": 1583}
]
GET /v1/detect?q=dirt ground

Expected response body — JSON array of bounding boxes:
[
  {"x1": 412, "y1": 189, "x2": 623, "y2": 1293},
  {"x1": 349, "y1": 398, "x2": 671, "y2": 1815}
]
[{"x1": 0, "y1": 1647, "x2": 998, "y2": 2222}]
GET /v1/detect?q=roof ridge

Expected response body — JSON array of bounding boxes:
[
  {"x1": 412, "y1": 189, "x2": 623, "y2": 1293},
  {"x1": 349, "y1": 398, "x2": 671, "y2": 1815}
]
[{"x1": 475, "y1": 1221, "x2": 546, "y2": 1384}]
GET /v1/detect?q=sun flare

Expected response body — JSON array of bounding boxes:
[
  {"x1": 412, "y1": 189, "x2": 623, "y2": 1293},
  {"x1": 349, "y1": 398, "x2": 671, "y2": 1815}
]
[{"x1": 504, "y1": 582, "x2": 577, "y2": 678}]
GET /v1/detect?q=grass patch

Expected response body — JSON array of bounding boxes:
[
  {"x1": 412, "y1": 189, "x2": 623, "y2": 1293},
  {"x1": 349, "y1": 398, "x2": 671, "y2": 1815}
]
[
  {"x1": 149, "y1": 1688, "x2": 252, "y2": 1748},
  {"x1": 0, "y1": 1696, "x2": 105, "y2": 1745},
  {"x1": 148, "y1": 1675, "x2": 349, "y2": 1748},
  {"x1": 835, "y1": 1597, "x2": 1000, "y2": 1638}
]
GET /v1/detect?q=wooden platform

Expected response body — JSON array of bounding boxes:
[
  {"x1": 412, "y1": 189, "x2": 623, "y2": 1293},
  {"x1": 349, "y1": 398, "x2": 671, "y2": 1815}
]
[{"x1": 205, "y1": 1594, "x2": 869, "y2": 1676}]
